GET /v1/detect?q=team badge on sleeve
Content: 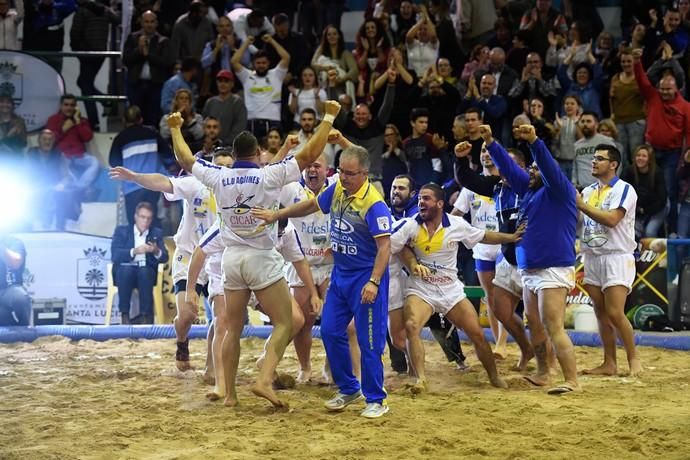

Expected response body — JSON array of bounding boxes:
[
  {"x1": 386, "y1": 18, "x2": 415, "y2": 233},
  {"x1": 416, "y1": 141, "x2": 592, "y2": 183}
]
[{"x1": 377, "y1": 216, "x2": 390, "y2": 231}]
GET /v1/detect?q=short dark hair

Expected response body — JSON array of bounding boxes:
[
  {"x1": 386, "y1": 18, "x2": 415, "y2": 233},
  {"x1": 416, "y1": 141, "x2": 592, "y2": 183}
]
[
  {"x1": 212, "y1": 145, "x2": 234, "y2": 160},
  {"x1": 124, "y1": 105, "x2": 142, "y2": 124},
  {"x1": 61, "y1": 93, "x2": 76, "y2": 103},
  {"x1": 507, "y1": 148, "x2": 526, "y2": 167},
  {"x1": 464, "y1": 107, "x2": 482, "y2": 120},
  {"x1": 300, "y1": 108, "x2": 317, "y2": 118},
  {"x1": 410, "y1": 107, "x2": 430, "y2": 122},
  {"x1": 181, "y1": 57, "x2": 200, "y2": 72},
  {"x1": 393, "y1": 174, "x2": 416, "y2": 191},
  {"x1": 253, "y1": 50, "x2": 269, "y2": 61},
  {"x1": 233, "y1": 131, "x2": 259, "y2": 158},
  {"x1": 581, "y1": 110, "x2": 599, "y2": 122},
  {"x1": 595, "y1": 143, "x2": 621, "y2": 166},
  {"x1": 420, "y1": 182, "x2": 445, "y2": 201},
  {"x1": 135, "y1": 201, "x2": 154, "y2": 214},
  {"x1": 204, "y1": 115, "x2": 219, "y2": 125}
]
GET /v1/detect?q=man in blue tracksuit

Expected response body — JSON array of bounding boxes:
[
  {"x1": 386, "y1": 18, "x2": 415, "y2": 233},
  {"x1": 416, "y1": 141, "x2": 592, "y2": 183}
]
[{"x1": 483, "y1": 123, "x2": 580, "y2": 395}]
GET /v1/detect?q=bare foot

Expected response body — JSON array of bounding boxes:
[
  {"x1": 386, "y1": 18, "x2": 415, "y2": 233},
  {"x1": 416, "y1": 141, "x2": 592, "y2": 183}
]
[
  {"x1": 628, "y1": 358, "x2": 642, "y2": 377},
  {"x1": 524, "y1": 372, "x2": 551, "y2": 387},
  {"x1": 251, "y1": 382, "x2": 287, "y2": 408},
  {"x1": 511, "y1": 350, "x2": 534, "y2": 372},
  {"x1": 582, "y1": 363, "x2": 617, "y2": 376},
  {"x1": 547, "y1": 380, "x2": 580, "y2": 395},
  {"x1": 175, "y1": 360, "x2": 192, "y2": 372},
  {"x1": 490, "y1": 375, "x2": 509, "y2": 389},
  {"x1": 206, "y1": 388, "x2": 224, "y2": 401},
  {"x1": 409, "y1": 379, "x2": 428, "y2": 395},
  {"x1": 493, "y1": 349, "x2": 508, "y2": 361},
  {"x1": 202, "y1": 370, "x2": 215, "y2": 385},
  {"x1": 296, "y1": 369, "x2": 312, "y2": 384},
  {"x1": 223, "y1": 395, "x2": 238, "y2": 407}
]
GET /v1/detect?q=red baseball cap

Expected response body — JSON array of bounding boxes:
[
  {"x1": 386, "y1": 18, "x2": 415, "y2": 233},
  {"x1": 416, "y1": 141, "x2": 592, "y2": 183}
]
[{"x1": 216, "y1": 70, "x2": 234, "y2": 81}]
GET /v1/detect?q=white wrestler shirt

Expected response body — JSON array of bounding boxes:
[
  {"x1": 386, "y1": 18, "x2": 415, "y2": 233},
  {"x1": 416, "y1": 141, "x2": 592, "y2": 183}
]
[
  {"x1": 580, "y1": 176, "x2": 637, "y2": 255},
  {"x1": 453, "y1": 187, "x2": 500, "y2": 262},
  {"x1": 235, "y1": 65, "x2": 288, "y2": 122},
  {"x1": 164, "y1": 175, "x2": 217, "y2": 254},
  {"x1": 391, "y1": 213, "x2": 485, "y2": 287},
  {"x1": 279, "y1": 174, "x2": 338, "y2": 267},
  {"x1": 191, "y1": 156, "x2": 301, "y2": 250}
]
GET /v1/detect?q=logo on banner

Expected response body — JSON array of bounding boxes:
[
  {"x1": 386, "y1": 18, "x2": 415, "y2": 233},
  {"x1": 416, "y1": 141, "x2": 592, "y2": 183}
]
[
  {"x1": 77, "y1": 246, "x2": 108, "y2": 300},
  {"x1": 0, "y1": 61, "x2": 22, "y2": 105}
]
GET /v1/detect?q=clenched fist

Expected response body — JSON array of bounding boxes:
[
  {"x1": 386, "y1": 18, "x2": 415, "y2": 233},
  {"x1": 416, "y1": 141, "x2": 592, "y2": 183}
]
[
  {"x1": 479, "y1": 124, "x2": 493, "y2": 144},
  {"x1": 518, "y1": 124, "x2": 537, "y2": 143},
  {"x1": 324, "y1": 100, "x2": 341, "y2": 117},
  {"x1": 454, "y1": 141, "x2": 472, "y2": 158},
  {"x1": 167, "y1": 112, "x2": 183, "y2": 129}
]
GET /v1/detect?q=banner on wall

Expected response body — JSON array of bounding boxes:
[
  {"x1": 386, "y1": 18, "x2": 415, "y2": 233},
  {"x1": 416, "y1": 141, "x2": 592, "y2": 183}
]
[
  {"x1": 0, "y1": 51, "x2": 65, "y2": 132},
  {"x1": 17, "y1": 232, "x2": 112, "y2": 325}
]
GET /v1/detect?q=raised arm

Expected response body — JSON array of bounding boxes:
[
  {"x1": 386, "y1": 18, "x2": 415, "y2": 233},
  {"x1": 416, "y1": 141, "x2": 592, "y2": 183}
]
[
  {"x1": 294, "y1": 100, "x2": 342, "y2": 169},
  {"x1": 481, "y1": 125, "x2": 530, "y2": 196},
  {"x1": 632, "y1": 49, "x2": 655, "y2": 99},
  {"x1": 109, "y1": 167, "x2": 174, "y2": 193},
  {"x1": 453, "y1": 142, "x2": 502, "y2": 196},
  {"x1": 264, "y1": 34, "x2": 290, "y2": 69},
  {"x1": 231, "y1": 36, "x2": 253, "y2": 73},
  {"x1": 167, "y1": 112, "x2": 196, "y2": 172},
  {"x1": 519, "y1": 125, "x2": 574, "y2": 199},
  {"x1": 251, "y1": 197, "x2": 321, "y2": 224}
]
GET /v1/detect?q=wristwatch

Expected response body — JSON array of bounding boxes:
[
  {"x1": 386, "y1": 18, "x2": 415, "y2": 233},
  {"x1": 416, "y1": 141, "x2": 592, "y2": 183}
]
[{"x1": 369, "y1": 277, "x2": 380, "y2": 287}]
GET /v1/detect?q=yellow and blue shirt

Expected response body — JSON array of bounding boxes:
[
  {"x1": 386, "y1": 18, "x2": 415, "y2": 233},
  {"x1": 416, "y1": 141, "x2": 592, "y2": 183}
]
[{"x1": 317, "y1": 179, "x2": 392, "y2": 271}]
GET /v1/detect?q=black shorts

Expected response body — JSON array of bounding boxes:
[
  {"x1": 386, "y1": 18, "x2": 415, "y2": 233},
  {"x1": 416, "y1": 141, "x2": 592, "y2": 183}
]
[{"x1": 173, "y1": 280, "x2": 208, "y2": 297}]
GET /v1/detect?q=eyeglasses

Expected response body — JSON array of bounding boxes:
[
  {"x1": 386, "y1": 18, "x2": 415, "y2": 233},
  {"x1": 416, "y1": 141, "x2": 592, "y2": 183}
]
[
  {"x1": 337, "y1": 167, "x2": 364, "y2": 177},
  {"x1": 592, "y1": 155, "x2": 611, "y2": 162}
]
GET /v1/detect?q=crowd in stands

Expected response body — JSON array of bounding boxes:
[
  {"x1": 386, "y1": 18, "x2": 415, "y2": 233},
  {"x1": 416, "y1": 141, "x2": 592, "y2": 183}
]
[{"x1": 1, "y1": 0, "x2": 690, "y2": 246}]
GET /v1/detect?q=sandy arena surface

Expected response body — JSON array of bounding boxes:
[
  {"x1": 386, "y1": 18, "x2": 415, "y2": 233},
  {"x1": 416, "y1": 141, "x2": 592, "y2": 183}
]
[{"x1": 0, "y1": 336, "x2": 688, "y2": 460}]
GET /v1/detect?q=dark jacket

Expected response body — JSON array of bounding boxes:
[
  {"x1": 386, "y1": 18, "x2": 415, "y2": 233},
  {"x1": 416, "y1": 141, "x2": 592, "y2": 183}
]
[
  {"x1": 111, "y1": 225, "x2": 168, "y2": 286},
  {"x1": 70, "y1": 1, "x2": 120, "y2": 52},
  {"x1": 122, "y1": 31, "x2": 174, "y2": 85}
]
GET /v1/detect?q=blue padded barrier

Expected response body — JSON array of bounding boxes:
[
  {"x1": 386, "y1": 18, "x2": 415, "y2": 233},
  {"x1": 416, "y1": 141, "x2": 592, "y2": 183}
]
[{"x1": 0, "y1": 325, "x2": 688, "y2": 350}]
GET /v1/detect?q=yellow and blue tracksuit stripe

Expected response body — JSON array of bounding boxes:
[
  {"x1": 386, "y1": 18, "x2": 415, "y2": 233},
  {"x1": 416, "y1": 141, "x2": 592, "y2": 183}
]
[{"x1": 317, "y1": 179, "x2": 392, "y2": 404}]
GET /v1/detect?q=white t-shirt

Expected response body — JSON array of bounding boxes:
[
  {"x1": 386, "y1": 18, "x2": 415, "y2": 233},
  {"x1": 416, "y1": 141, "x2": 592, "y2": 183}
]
[
  {"x1": 236, "y1": 64, "x2": 288, "y2": 121},
  {"x1": 279, "y1": 174, "x2": 338, "y2": 267},
  {"x1": 406, "y1": 39, "x2": 439, "y2": 78},
  {"x1": 191, "y1": 156, "x2": 301, "y2": 250},
  {"x1": 390, "y1": 213, "x2": 485, "y2": 287},
  {"x1": 164, "y1": 176, "x2": 216, "y2": 254},
  {"x1": 580, "y1": 177, "x2": 637, "y2": 255},
  {"x1": 453, "y1": 187, "x2": 500, "y2": 262},
  {"x1": 200, "y1": 220, "x2": 302, "y2": 263},
  {"x1": 288, "y1": 88, "x2": 327, "y2": 123},
  {"x1": 198, "y1": 223, "x2": 223, "y2": 278}
]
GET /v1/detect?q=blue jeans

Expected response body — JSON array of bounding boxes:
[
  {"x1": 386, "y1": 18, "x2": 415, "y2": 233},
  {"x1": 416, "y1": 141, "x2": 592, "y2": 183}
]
[
  {"x1": 68, "y1": 154, "x2": 100, "y2": 192},
  {"x1": 635, "y1": 205, "x2": 668, "y2": 239},
  {"x1": 616, "y1": 120, "x2": 646, "y2": 165},
  {"x1": 321, "y1": 265, "x2": 388, "y2": 404},
  {"x1": 653, "y1": 147, "x2": 681, "y2": 232}
]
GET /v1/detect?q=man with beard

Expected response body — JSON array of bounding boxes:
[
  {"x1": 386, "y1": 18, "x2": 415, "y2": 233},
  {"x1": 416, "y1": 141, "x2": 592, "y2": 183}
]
[
  {"x1": 387, "y1": 175, "x2": 468, "y2": 375},
  {"x1": 196, "y1": 116, "x2": 224, "y2": 162},
  {"x1": 578, "y1": 144, "x2": 641, "y2": 377},
  {"x1": 573, "y1": 112, "x2": 616, "y2": 189},
  {"x1": 232, "y1": 34, "x2": 291, "y2": 141},
  {"x1": 391, "y1": 183, "x2": 517, "y2": 392},
  {"x1": 293, "y1": 108, "x2": 317, "y2": 149},
  {"x1": 484, "y1": 123, "x2": 580, "y2": 395}
]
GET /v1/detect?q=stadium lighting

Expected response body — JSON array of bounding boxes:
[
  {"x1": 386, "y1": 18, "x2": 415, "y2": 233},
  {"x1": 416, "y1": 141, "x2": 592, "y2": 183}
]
[{"x1": 0, "y1": 168, "x2": 31, "y2": 231}]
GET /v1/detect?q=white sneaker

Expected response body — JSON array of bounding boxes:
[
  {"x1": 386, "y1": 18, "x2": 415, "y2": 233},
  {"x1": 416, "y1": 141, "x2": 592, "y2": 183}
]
[
  {"x1": 360, "y1": 403, "x2": 389, "y2": 418},
  {"x1": 324, "y1": 391, "x2": 364, "y2": 411}
]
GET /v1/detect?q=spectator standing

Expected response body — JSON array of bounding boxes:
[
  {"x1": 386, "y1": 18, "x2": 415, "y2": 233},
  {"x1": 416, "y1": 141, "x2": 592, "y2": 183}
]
[
  {"x1": 518, "y1": 0, "x2": 567, "y2": 60},
  {"x1": 23, "y1": 0, "x2": 77, "y2": 73},
  {"x1": 459, "y1": 0, "x2": 497, "y2": 52},
  {"x1": 552, "y1": 95, "x2": 582, "y2": 179},
  {"x1": 70, "y1": 0, "x2": 121, "y2": 131},
  {"x1": 403, "y1": 107, "x2": 445, "y2": 186},
  {"x1": 160, "y1": 57, "x2": 200, "y2": 115},
  {"x1": 123, "y1": 10, "x2": 174, "y2": 127},
  {"x1": 390, "y1": 0, "x2": 416, "y2": 45},
  {"x1": 572, "y1": 111, "x2": 616, "y2": 189},
  {"x1": 381, "y1": 124, "x2": 407, "y2": 201},
  {"x1": 200, "y1": 15, "x2": 251, "y2": 96},
  {"x1": 558, "y1": 57, "x2": 603, "y2": 119},
  {"x1": 170, "y1": 0, "x2": 215, "y2": 63},
  {"x1": 418, "y1": 76, "x2": 460, "y2": 146},
  {"x1": 476, "y1": 48, "x2": 519, "y2": 101},
  {"x1": 231, "y1": 34, "x2": 291, "y2": 141},
  {"x1": 45, "y1": 94, "x2": 100, "y2": 197},
  {"x1": 0, "y1": 0, "x2": 23, "y2": 50},
  {"x1": 311, "y1": 26, "x2": 358, "y2": 102},
  {"x1": 621, "y1": 144, "x2": 668, "y2": 239},
  {"x1": 508, "y1": 52, "x2": 560, "y2": 118},
  {"x1": 266, "y1": 13, "x2": 311, "y2": 84},
  {"x1": 633, "y1": 47, "x2": 690, "y2": 234},
  {"x1": 110, "y1": 106, "x2": 173, "y2": 226},
  {"x1": 460, "y1": 74, "x2": 508, "y2": 144},
  {"x1": 405, "y1": 6, "x2": 438, "y2": 78},
  {"x1": 288, "y1": 67, "x2": 327, "y2": 126},
  {"x1": 201, "y1": 70, "x2": 247, "y2": 147},
  {"x1": 609, "y1": 50, "x2": 645, "y2": 165}
]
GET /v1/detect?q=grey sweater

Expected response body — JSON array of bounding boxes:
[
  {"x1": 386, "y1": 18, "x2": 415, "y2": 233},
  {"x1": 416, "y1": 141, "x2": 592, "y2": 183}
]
[
  {"x1": 202, "y1": 95, "x2": 248, "y2": 146},
  {"x1": 572, "y1": 133, "x2": 616, "y2": 188}
]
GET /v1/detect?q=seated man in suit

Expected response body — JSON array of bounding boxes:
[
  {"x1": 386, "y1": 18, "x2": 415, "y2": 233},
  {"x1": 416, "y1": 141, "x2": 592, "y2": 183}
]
[{"x1": 111, "y1": 202, "x2": 169, "y2": 324}]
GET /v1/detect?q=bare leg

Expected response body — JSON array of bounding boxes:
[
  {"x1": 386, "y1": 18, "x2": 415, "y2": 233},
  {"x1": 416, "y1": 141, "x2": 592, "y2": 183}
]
[
  {"x1": 540, "y1": 287, "x2": 579, "y2": 391},
  {"x1": 604, "y1": 285, "x2": 641, "y2": 376},
  {"x1": 221, "y1": 289, "x2": 251, "y2": 407},
  {"x1": 445, "y1": 299, "x2": 507, "y2": 388},
  {"x1": 292, "y1": 285, "x2": 317, "y2": 383},
  {"x1": 492, "y1": 285, "x2": 533, "y2": 371},
  {"x1": 583, "y1": 285, "x2": 618, "y2": 375},
  {"x1": 252, "y1": 279, "x2": 294, "y2": 408},
  {"x1": 478, "y1": 271, "x2": 507, "y2": 358},
  {"x1": 523, "y1": 288, "x2": 551, "y2": 386},
  {"x1": 174, "y1": 291, "x2": 197, "y2": 371},
  {"x1": 403, "y1": 296, "x2": 433, "y2": 393},
  {"x1": 389, "y1": 307, "x2": 414, "y2": 377},
  {"x1": 203, "y1": 317, "x2": 215, "y2": 384},
  {"x1": 207, "y1": 296, "x2": 228, "y2": 400}
]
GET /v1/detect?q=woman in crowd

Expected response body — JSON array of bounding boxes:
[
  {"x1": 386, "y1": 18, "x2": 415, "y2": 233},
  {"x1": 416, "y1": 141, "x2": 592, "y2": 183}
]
[
  {"x1": 288, "y1": 66, "x2": 327, "y2": 128},
  {"x1": 381, "y1": 123, "x2": 407, "y2": 201},
  {"x1": 159, "y1": 89, "x2": 204, "y2": 152},
  {"x1": 621, "y1": 145, "x2": 668, "y2": 239},
  {"x1": 0, "y1": 95, "x2": 27, "y2": 158},
  {"x1": 552, "y1": 95, "x2": 582, "y2": 179},
  {"x1": 609, "y1": 49, "x2": 645, "y2": 165},
  {"x1": 263, "y1": 128, "x2": 283, "y2": 155},
  {"x1": 311, "y1": 25, "x2": 358, "y2": 101},
  {"x1": 405, "y1": 6, "x2": 438, "y2": 78},
  {"x1": 527, "y1": 97, "x2": 555, "y2": 149},
  {"x1": 460, "y1": 44, "x2": 490, "y2": 84}
]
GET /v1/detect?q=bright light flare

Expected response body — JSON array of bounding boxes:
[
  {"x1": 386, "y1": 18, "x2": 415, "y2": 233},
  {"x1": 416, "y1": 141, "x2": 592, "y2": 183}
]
[{"x1": 0, "y1": 168, "x2": 31, "y2": 231}]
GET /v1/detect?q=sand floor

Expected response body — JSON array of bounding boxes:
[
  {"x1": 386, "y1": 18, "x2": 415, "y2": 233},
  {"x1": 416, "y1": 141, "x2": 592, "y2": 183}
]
[{"x1": 0, "y1": 336, "x2": 688, "y2": 460}]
